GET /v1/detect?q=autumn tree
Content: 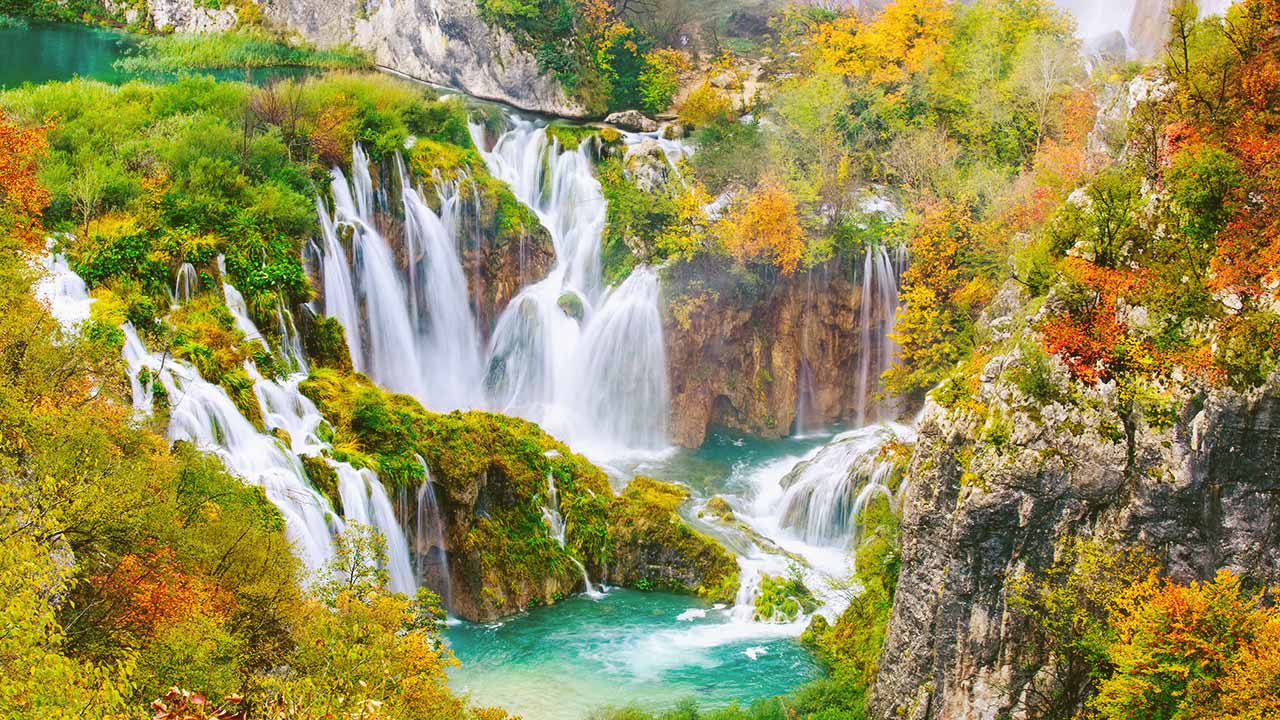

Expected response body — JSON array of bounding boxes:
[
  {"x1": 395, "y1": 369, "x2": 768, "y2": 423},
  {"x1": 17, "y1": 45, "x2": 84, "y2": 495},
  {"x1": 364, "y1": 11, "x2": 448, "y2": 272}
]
[
  {"x1": 1094, "y1": 570, "x2": 1277, "y2": 720},
  {"x1": 814, "y1": 0, "x2": 953, "y2": 92},
  {"x1": 0, "y1": 112, "x2": 51, "y2": 250},
  {"x1": 714, "y1": 175, "x2": 805, "y2": 275},
  {"x1": 884, "y1": 204, "x2": 983, "y2": 398}
]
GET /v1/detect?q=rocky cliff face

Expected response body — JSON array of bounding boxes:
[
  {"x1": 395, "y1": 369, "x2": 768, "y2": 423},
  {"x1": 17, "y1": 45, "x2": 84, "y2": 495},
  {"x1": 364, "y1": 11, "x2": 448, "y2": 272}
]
[
  {"x1": 868, "y1": 285, "x2": 1280, "y2": 720},
  {"x1": 661, "y1": 258, "x2": 890, "y2": 448},
  {"x1": 260, "y1": 0, "x2": 585, "y2": 117}
]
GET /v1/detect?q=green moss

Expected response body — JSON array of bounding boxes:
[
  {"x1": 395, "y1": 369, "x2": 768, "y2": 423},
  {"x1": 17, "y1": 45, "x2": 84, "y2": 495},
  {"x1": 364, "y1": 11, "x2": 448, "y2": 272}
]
[
  {"x1": 754, "y1": 571, "x2": 818, "y2": 623},
  {"x1": 596, "y1": 156, "x2": 677, "y2": 286},
  {"x1": 300, "y1": 368, "x2": 615, "y2": 609},
  {"x1": 545, "y1": 123, "x2": 597, "y2": 151},
  {"x1": 300, "y1": 454, "x2": 341, "y2": 516},
  {"x1": 557, "y1": 291, "x2": 585, "y2": 321},
  {"x1": 302, "y1": 315, "x2": 352, "y2": 372},
  {"x1": 607, "y1": 477, "x2": 740, "y2": 602}
]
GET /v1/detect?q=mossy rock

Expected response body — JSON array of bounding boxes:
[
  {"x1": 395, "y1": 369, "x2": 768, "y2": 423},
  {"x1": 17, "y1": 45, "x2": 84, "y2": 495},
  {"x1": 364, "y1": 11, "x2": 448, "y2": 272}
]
[
  {"x1": 607, "y1": 477, "x2": 740, "y2": 603},
  {"x1": 701, "y1": 495, "x2": 735, "y2": 522},
  {"x1": 300, "y1": 454, "x2": 341, "y2": 516},
  {"x1": 299, "y1": 367, "x2": 614, "y2": 620},
  {"x1": 557, "y1": 291, "x2": 585, "y2": 321},
  {"x1": 753, "y1": 573, "x2": 818, "y2": 623}
]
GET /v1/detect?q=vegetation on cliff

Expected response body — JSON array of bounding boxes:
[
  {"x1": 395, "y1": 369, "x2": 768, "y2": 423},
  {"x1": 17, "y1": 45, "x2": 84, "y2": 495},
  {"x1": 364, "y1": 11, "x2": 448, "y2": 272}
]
[
  {"x1": 1010, "y1": 538, "x2": 1280, "y2": 720},
  {"x1": 606, "y1": 477, "x2": 739, "y2": 602},
  {"x1": 0, "y1": 219, "x2": 507, "y2": 717}
]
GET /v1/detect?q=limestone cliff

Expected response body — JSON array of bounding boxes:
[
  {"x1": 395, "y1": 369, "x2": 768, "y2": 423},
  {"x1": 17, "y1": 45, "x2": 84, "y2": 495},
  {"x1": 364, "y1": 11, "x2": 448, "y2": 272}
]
[
  {"x1": 868, "y1": 284, "x2": 1280, "y2": 720},
  {"x1": 661, "y1": 256, "x2": 891, "y2": 448},
  {"x1": 264, "y1": 0, "x2": 584, "y2": 116}
]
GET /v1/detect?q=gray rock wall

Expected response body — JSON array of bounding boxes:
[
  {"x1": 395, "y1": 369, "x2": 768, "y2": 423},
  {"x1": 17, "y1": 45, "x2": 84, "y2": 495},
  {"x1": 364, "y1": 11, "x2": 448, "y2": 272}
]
[
  {"x1": 260, "y1": 0, "x2": 585, "y2": 116},
  {"x1": 868, "y1": 294, "x2": 1280, "y2": 719}
]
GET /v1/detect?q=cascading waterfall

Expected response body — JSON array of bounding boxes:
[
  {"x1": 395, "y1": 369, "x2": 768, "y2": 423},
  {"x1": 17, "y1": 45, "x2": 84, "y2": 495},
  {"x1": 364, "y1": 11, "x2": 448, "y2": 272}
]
[
  {"x1": 472, "y1": 119, "x2": 669, "y2": 456},
  {"x1": 41, "y1": 252, "x2": 418, "y2": 591},
  {"x1": 774, "y1": 423, "x2": 914, "y2": 547},
  {"x1": 312, "y1": 121, "x2": 673, "y2": 458},
  {"x1": 540, "y1": 471, "x2": 602, "y2": 598},
  {"x1": 415, "y1": 459, "x2": 453, "y2": 609},
  {"x1": 123, "y1": 322, "x2": 338, "y2": 571},
  {"x1": 854, "y1": 245, "x2": 906, "y2": 426},
  {"x1": 400, "y1": 167, "x2": 484, "y2": 410},
  {"x1": 314, "y1": 197, "x2": 363, "y2": 373}
]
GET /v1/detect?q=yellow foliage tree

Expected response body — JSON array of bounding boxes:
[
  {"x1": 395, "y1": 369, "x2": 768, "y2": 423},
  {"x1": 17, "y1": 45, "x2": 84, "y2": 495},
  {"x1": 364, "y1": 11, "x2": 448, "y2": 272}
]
[
  {"x1": 883, "y1": 203, "x2": 970, "y2": 397},
  {"x1": 714, "y1": 176, "x2": 805, "y2": 275},
  {"x1": 814, "y1": 0, "x2": 953, "y2": 90}
]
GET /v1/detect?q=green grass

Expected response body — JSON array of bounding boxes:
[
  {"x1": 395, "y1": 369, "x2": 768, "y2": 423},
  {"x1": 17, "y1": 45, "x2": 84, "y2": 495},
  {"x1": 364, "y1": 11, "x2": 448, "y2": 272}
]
[{"x1": 115, "y1": 29, "x2": 370, "y2": 72}]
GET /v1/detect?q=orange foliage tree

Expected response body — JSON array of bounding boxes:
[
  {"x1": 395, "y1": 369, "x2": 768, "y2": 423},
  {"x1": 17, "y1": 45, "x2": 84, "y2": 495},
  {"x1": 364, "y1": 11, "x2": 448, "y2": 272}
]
[
  {"x1": 0, "y1": 112, "x2": 51, "y2": 250},
  {"x1": 1038, "y1": 258, "x2": 1147, "y2": 384},
  {"x1": 1094, "y1": 570, "x2": 1280, "y2": 720},
  {"x1": 714, "y1": 175, "x2": 805, "y2": 275},
  {"x1": 884, "y1": 203, "x2": 984, "y2": 397},
  {"x1": 92, "y1": 549, "x2": 235, "y2": 644}
]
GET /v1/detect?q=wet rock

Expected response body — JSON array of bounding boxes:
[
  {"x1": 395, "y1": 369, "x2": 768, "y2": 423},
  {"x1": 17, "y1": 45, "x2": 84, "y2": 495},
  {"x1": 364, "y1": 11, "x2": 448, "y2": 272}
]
[
  {"x1": 605, "y1": 110, "x2": 659, "y2": 133},
  {"x1": 868, "y1": 292, "x2": 1280, "y2": 719},
  {"x1": 607, "y1": 477, "x2": 740, "y2": 602}
]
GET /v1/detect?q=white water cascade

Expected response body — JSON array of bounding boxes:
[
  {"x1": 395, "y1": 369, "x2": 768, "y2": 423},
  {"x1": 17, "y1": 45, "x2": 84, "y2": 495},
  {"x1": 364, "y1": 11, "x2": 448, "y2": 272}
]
[
  {"x1": 855, "y1": 245, "x2": 906, "y2": 426},
  {"x1": 540, "y1": 471, "x2": 603, "y2": 598},
  {"x1": 415, "y1": 459, "x2": 453, "y2": 609},
  {"x1": 775, "y1": 423, "x2": 915, "y2": 547},
  {"x1": 473, "y1": 119, "x2": 669, "y2": 457},
  {"x1": 40, "y1": 252, "x2": 417, "y2": 590},
  {"x1": 312, "y1": 121, "x2": 672, "y2": 459}
]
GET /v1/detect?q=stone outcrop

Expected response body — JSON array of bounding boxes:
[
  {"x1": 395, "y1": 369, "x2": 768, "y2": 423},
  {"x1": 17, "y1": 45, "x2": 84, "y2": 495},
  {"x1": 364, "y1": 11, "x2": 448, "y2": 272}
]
[
  {"x1": 604, "y1": 110, "x2": 658, "y2": 133},
  {"x1": 110, "y1": 0, "x2": 237, "y2": 32},
  {"x1": 260, "y1": 0, "x2": 585, "y2": 117},
  {"x1": 606, "y1": 477, "x2": 740, "y2": 602},
  {"x1": 868, "y1": 285, "x2": 1280, "y2": 720},
  {"x1": 661, "y1": 258, "x2": 887, "y2": 447}
]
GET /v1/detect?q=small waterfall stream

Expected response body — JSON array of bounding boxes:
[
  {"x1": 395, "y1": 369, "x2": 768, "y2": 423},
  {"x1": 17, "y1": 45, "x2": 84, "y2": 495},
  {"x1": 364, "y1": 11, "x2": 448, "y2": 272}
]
[
  {"x1": 855, "y1": 245, "x2": 907, "y2": 426},
  {"x1": 540, "y1": 471, "x2": 603, "y2": 598}
]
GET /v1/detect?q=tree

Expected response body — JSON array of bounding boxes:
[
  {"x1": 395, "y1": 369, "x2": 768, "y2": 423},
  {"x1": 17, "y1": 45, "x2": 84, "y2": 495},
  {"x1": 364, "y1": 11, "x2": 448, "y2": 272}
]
[
  {"x1": 0, "y1": 112, "x2": 50, "y2": 250},
  {"x1": 1094, "y1": 570, "x2": 1274, "y2": 720},
  {"x1": 713, "y1": 175, "x2": 805, "y2": 275},
  {"x1": 884, "y1": 204, "x2": 972, "y2": 398},
  {"x1": 316, "y1": 522, "x2": 390, "y2": 606},
  {"x1": 1006, "y1": 539, "x2": 1160, "y2": 720}
]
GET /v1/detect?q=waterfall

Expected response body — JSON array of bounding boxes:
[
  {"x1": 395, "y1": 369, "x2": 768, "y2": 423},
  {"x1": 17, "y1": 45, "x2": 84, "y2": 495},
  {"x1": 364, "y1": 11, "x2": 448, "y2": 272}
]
[
  {"x1": 854, "y1": 245, "x2": 905, "y2": 427},
  {"x1": 540, "y1": 471, "x2": 602, "y2": 598},
  {"x1": 330, "y1": 152, "x2": 428, "y2": 400},
  {"x1": 36, "y1": 251, "x2": 95, "y2": 328},
  {"x1": 173, "y1": 262, "x2": 198, "y2": 304},
  {"x1": 42, "y1": 251, "x2": 418, "y2": 591},
  {"x1": 471, "y1": 119, "x2": 670, "y2": 457},
  {"x1": 217, "y1": 256, "x2": 263, "y2": 343},
  {"x1": 333, "y1": 461, "x2": 417, "y2": 595},
  {"x1": 415, "y1": 459, "x2": 453, "y2": 609},
  {"x1": 401, "y1": 171, "x2": 484, "y2": 410},
  {"x1": 314, "y1": 196, "x2": 362, "y2": 372},
  {"x1": 313, "y1": 124, "x2": 673, "y2": 459},
  {"x1": 774, "y1": 423, "x2": 914, "y2": 548},
  {"x1": 122, "y1": 323, "x2": 337, "y2": 571},
  {"x1": 565, "y1": 267, "x2": 669, "y2": 454}
]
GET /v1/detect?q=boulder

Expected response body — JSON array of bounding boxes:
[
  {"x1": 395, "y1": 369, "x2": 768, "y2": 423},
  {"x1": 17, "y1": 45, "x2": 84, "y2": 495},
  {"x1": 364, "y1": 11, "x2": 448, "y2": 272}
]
[{"x1": 605, "y1": 110, "x2": 659, "y2": 133}]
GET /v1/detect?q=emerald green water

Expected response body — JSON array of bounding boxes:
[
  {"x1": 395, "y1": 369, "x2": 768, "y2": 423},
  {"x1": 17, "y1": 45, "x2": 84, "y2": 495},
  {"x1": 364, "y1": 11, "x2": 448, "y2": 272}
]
[
  {"x1": 0, "y1": 22, "x2": 316, "y2": 89},
  {"x1": 447, "y1": 429, "x2": 845, "y2": 720},
  {"x1": 447, "y1": 590, "x2": 822, "y2": 720}
]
